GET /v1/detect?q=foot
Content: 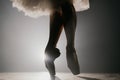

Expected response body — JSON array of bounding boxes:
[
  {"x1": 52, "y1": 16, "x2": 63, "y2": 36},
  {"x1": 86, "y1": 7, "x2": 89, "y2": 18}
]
[
  {"x1": 66, "y1": 46, "x2": 80, "y2": 75},
  {"x1": 45, "y1": 48, "x2": 61, "y2": 76}
]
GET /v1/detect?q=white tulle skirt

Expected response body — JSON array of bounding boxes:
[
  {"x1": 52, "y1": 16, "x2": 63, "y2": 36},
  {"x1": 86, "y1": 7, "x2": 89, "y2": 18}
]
[{"x1": 11, "y1": 0, "x2": 90, "y2": 18}]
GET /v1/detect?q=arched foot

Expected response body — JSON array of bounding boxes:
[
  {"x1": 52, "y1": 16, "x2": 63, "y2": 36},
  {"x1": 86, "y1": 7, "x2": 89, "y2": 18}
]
[
  {"x1": 45, "y1": 48, "x2": 61, "y2": 76},
  {"x1": 66, "y1": 46, "x2": 80, "y2": 75}
]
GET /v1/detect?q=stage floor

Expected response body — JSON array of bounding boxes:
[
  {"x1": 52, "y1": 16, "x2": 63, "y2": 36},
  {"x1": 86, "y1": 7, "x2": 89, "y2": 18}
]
[{"x1": 0, "y1": 72, "x2": 120, "y2": 80}]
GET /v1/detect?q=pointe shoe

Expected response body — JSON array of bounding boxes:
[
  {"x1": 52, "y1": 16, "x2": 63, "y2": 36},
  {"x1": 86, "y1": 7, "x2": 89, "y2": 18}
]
[
  {"x1": 50, "y1": 75, "x2": 55, "y2": 80},
  {"x1": 45, "y1": 48, "x2": 61, "y2": 76},
  {"x1": 66, "y1": 47, "x2": 80, "y2": 75}
]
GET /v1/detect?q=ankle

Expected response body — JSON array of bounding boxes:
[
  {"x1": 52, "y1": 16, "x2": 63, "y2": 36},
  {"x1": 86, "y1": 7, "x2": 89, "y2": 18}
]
[{"x1": 45, "y1": 47, "x2": 61, "y2": 60}]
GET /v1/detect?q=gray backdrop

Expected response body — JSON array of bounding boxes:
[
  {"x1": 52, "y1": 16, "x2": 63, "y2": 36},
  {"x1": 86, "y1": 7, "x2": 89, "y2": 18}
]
[{"x1": 0, "y1": 0, "x2": 120, "y2": 73}]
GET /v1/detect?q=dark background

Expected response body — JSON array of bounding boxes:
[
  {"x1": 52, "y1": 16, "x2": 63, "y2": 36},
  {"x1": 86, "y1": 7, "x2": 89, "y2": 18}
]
[
  {"x1": 0, "y1": 0, "x2": 120, "y2": 73},
  {"x1": 76, "y1": 0, "x2": 120, "y2": 73}
]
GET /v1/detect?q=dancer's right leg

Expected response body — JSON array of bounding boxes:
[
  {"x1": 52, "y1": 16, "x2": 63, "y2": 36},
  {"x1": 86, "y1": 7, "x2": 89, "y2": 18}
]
[
  {"x1": 45, "y1": 9, "x2": 63, "y2": 77},
  {"x1": 62, "y1": 2, "x2": 80, "y2": 75}
]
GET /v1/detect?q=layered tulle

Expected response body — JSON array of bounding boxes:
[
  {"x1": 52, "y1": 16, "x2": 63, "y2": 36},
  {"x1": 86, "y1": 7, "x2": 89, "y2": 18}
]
[{"x1": 11, "y1": 0, "x2": 90, "y2": 18}]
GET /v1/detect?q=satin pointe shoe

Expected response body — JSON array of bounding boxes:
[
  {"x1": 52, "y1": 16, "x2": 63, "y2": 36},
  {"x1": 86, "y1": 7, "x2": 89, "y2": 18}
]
[
  {"x1": 66, "y1": 47, "x2": 80, "y2": 75},
  {"x1": 45, "y1": 48, "x2": 61, "y2": 76}
]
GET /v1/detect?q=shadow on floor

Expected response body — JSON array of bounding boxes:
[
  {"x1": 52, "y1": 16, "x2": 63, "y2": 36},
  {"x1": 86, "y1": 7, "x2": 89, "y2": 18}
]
[
  {"x1": 50, "y1": 76, "x2": 61, "y2": 80},
  {"x1": 77, "y1": 76, "x2": 101, "y2": 80},
  {"x1": 55, "y1": 76, "x2": 61, "y2": 80},
  {"x1": 52, "y1": 75, "x2": 100, "y2": 80}
]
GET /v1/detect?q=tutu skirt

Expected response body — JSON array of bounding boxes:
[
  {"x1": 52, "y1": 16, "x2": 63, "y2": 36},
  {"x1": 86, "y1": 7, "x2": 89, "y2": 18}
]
[{"x1": 11, "y1": 0, "x2": 90, "y2": 18}]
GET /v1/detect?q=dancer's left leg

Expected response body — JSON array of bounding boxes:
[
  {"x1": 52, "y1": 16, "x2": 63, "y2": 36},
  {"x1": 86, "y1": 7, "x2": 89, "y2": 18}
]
[{"x1": 45, "y1": 9, "x2": 63, "y2": 78}]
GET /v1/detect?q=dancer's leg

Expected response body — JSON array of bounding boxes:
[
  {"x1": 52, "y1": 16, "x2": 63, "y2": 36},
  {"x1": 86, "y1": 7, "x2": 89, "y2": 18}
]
[
  {"x1": 45, "y1": 9, "x2": 63, "y2": 77},
  {"x1": 46, "y1": 10, "x2": 63, "y2": 49},
  {"x1": 62, "y1": 3, "x2": 80, "y2": 75}
]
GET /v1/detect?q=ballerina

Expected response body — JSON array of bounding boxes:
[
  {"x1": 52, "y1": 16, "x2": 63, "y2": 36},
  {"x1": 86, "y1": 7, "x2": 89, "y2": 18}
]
[{"x1": 11, "y1": 0, "x2": 89, "y2": 79}]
